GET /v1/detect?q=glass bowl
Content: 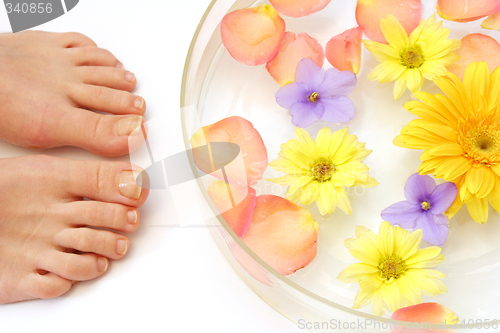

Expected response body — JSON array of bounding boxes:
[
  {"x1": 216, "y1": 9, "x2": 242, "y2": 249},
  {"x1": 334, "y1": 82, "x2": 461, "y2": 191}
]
[{"x1": 181, "y1": 0, "x2": 500, "y2": 331}]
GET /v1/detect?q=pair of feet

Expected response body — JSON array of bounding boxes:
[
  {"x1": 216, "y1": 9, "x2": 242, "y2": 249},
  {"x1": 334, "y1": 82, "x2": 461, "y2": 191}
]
[{"x1": 0, "y1": 31, "x2": 148, "y2": 303}]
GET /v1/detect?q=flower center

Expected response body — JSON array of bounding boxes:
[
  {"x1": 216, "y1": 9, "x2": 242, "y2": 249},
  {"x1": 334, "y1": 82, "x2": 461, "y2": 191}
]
[
  {"x1": 421, "y1": 201, "x2": 431, "y2": 210},
  {"x1": 308, "y1": 92, "x2": 319, "y2": 103},
  {"x1": 400, "y1": 45, "x2": 424, "y2": 69},
  {"x1": 458, "y1": 114, "x2": 500, "y2": 166},
  {"x1": 312, "y1": 159, "x2": 336, "y2": 182},
  {"x1": 379, "y1": 256, "x2": 406, "y2": 283}
]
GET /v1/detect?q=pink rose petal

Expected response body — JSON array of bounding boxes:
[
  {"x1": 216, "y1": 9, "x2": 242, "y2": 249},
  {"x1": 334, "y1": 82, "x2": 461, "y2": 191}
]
[
  {"x1": 482, "y1": 11, "x2": 500, "y2": 30},
  {"x1": 190, "y1": 116, "x2": 268, "y2": 186},
  {"x1": 221, "y1": 4, "x2": 286, "y2": 66},
  {"x1": 269, "y1": 0, "x2": 331, "y2": 17},
  {"x1": 207, "y1": 180, "x2": 256, "y2": 237},
  {"x1": 266, "y1": 32, "x2": 325, "y2": 86},
  {"x1": 356, "y1": 0, "x2": 421, "y2": 43},
  {"x1": 447, "y1": 33, "x2": 500, "y2": 80},
  {"x1": 325, "y1": 26, "x2": 364, "y2": 74},
  {"x1": 241, "y1": 195, "x2": 319, "y2": 275},
  {"x1": 437, "y1": 0, "x2": 500, "y2": 22},
  {"x1": 391, "y1": 303, "x2": 458, "y2": 333}
]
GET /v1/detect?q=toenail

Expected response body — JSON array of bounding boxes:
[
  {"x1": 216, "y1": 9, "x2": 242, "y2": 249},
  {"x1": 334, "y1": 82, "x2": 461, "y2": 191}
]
[
  {"x1": 119, "y1": 171, "x2": 142, "y2": 200},
  {"x1": 125, "y1": 72, "x2": 135, "y2": 83},
  {"x1": 116, "y1": 239, "x2": 128, "y2": 255},
  {"x1": 116, "y1": 62, "x2": 124, "y2": 69},
  {"x1": 134, "y1": 97, "x2": 144, "y2": 110},
  {"x1": 116, "y1": 116, "x2": 143, "y2": 136},
  {"x1": 127, "y1": 210, "x2": 138, "y2": 224},
  {"x1": 98, "y1": 257, "x2": 108, "y2": 273}
]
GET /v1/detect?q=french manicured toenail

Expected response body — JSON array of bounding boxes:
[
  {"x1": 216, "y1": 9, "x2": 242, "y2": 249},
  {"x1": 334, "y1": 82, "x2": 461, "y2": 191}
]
[
  {"x1": 98, "y1": 257, "x2": 108, "y2": 272},
  {"x1": 119, "y1": 171, "x2": 142, "y2": 200},
  {"x1": 134, "y1": 97, "x2": 144, "y2": 110},
  {"x1": 116, "y1": 62, "x2": 124, "y2": 69},
  {"x1": 116, "y1": 239, "x2": 128, "y2": 255},
  {"x1": 127, "y1": 210, "x2": 138, "y2": 224},
  {"x1": 125, "y1": 72, "x2": 135, "y2": 82},
  {"x1": 116, "y1": 116, "x2": 142, "y2": 136}
]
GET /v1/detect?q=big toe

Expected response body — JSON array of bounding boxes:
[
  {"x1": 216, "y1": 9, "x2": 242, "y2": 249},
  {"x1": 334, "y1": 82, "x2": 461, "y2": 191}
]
[{"x1": 50, "y1": 109, "x2": 147, "y2": 156}]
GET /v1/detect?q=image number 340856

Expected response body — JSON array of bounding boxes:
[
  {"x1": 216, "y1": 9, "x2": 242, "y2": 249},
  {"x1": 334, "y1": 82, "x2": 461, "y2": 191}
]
[
  {"x1": 3, "y1": 0, "x2": 79, "y2": 32},
  {"x1": 5, "y1": 2, "x2": 53, "y2": 13}
]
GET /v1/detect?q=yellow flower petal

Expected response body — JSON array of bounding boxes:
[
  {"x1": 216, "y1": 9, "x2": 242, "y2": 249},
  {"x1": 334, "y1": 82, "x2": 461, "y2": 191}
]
[
  {"x1": 381, "y1": 14, "x2": 409, "y2": 48},
  {"x1": 405, "y1": 247, "x2": 443, "y2": 267},
  {"x1": 466, "y1": 197, "x2": 489, "y2": 224}
]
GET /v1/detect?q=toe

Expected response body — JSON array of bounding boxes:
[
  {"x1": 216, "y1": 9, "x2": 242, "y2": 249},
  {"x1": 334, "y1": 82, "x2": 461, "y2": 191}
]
[
  {"x1": 54, "y1": 108, "x2": 147, "y2": 156},
  {"x1": 75, "y1": 66, "x2": 137, "y2": 91},
  {"x1": 37, "y1": 252, "x2": 108, "y2": 281},
  {"x1": 62, "y1": 201, "x2": 139, "y2": 232},
  {"x1": 59, "y1": 32, "x2": 98, "y2": 48},
  {"x1": 54, "y1": 228, "x2": 130, "y2": 259},
  {"x1": 66, "y1": 82, "x2": 145, "y2": 114},
  {"x1": 21, "y1": 272, "x2": 72, "y2": 300},
  {"x1": 67, "y1": 46, "x2": 121, "y2": 67},
  {"x1": 61, "y1": 159, "x2": 149, "y2": 206}
]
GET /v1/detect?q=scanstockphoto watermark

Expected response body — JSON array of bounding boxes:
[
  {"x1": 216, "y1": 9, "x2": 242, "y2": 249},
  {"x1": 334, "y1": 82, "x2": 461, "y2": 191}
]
[{"x1": 297, "y1": 318, "x2": 500, "y2": 331}]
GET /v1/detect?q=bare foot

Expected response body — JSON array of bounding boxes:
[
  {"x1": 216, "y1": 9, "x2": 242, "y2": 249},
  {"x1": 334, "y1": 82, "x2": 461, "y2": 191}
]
[
  {"x1": 0, "y1": 155, "x2": 149, "y2": 304},
  {"x1": 0, "y1": 31, "x2": 146, "y2": 156}
]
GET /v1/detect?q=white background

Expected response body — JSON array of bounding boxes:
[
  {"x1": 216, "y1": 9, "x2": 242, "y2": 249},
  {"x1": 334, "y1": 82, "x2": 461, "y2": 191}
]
[{"x1": 0, "y1": 1, "x2": 302, "y2": 332}]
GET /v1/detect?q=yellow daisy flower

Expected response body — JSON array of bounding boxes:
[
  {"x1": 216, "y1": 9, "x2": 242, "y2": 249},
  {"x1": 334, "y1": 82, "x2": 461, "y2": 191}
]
[
  {"x1": 268, "y1": 127, "x2": 378, "y2": 215},
  {"x1": 364, "y1": 14, "x2": 461, "y2": 100},
  {"x1": 394, "y1": 62, "x2": 500, "y2": 224},
  {"x1": 338, "y1": 221, "x2": 447, "y2": 316}
]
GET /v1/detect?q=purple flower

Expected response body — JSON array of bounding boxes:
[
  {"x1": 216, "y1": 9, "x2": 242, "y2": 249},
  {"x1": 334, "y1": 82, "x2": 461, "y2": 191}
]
[
  {"x1": 381, "y1": 173, "x2": 457, "y2": 246},
  {"x1": 275, "y1": 58, "x2": 357, "y2": 128}
]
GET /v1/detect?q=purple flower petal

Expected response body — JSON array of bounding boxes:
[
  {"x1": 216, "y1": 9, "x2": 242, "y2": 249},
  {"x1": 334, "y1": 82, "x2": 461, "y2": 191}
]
[
  {"x1": 295, "y1": 58, "x2": 323, "y2": 83},
  {"x1": 289, "y1": 101, "x2": 323, "y2": 127},
  {"x1": 276, "y1": 82, "x2": 308, "y2": 109},
  {"x1": 318, "y1": 96, "x2": 355, "y2": 123},
  {"x1": 317, "y1": 69, "x2": 357, "y2": 98},
  {"x1": 429, "y1": 182, "x2": 458, "y2": 214},
  {"x1": 404, "y1": 173, "x2": 437, "y2": 204},
  {"x1": 414, "y1": 212, "x2": 449, "y2": 246},
  {"x1": 381, "y1": 200, "x2": 421, "y2": 229}
]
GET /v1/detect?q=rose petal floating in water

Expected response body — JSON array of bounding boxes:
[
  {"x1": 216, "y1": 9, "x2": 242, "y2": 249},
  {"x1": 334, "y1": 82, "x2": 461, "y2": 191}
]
[
  {"x1": 241, "y1": 195, "x2": 319, "y2": 275},
  {"x1": 190, "y1": 116, "x2": 268, "y2": 186},
  {"x1": 266, "y1": 32, "x2": 324, "y2": 86},
  {"x1": 207, "y1": 180, "x2": 256, "y2": 237},
  {"x1": 269, "y1": 0, "x2": 331, "y2": 18},
  {"x1": 482, "y1": 10, "x2": 500, "y2": 30},
  {"x1": 447, "y1": 33, "x2": 500, "y2": 80},
  {"x1": 221, "y1": 4, "x2": 286, "y2": 66},
  {"x1": 325, "y1": 26, "x2": 364, "y2": 74},
  {"x1": 437, "y1": 0, "x2": 500, "y2": 22},
  {"x1": 356, "y1": 0, "x2": 421, "y2": 43},
  {"x1": 391, "y1": 302, "x2": 458, "y2": 333}
]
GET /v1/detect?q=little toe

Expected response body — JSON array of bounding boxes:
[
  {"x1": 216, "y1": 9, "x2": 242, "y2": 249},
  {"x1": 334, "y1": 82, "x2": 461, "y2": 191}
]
[
  {"x1": 76, "y1": 66, "x2": 137, "y2": 91},
  {"x1": 38, "y1": 252, "x2": 108, "y2": 281},
  {"x1": 20, "y1": 272, "x2": 72, "y2": 300},
  {"x1": 62, "y1": 159, "x2": 149, "y2": 206},
  {"x1": 59, "y1": 32, "x2": 98, "y2": 48},
  {"x1": 55, "y1": 228, "x2": 130, "y2": 259},
  {"x1": 54, "y1": 109, "x2": 146, "y2": 156},
  {"x1": 66, "y1": 83, "x2": 145, "y2": 114},
  {"x1": 61, "y1": 201, "x2": 139, "y2": 233},
  {"x1": 67, "y1": 46, "x2": 120, "y2": 67}
]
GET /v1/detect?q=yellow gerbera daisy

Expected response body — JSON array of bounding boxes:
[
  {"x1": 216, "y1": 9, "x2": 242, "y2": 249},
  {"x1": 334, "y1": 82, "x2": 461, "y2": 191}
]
[
  {"x1": 364, "y1": 14, "x2": 461, "y2": 100},
  {"x1": 395, "y1": 62, "x2": 500, "y2": 224},
  {"x1": 267, "y1": 127, "x2": 378, "y2": 215},
  {"x1": 338, "y1": 221, "x2": 447, "y2": 316}
]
